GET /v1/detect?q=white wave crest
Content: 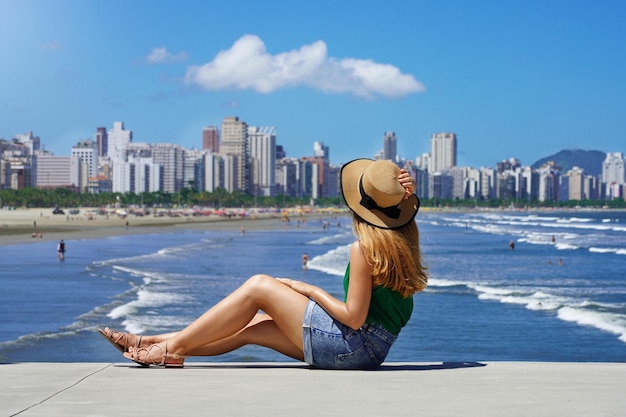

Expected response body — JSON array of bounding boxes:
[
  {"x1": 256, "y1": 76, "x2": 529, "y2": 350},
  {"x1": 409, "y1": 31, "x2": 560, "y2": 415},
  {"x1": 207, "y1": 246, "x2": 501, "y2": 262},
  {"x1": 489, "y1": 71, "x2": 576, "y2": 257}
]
[
  {"x1": 307, "y1": 243, "x2": 351, "y2": 276},
  {"x1": 108, "y1": 289, "x2": 193, "y2": 320},
  {"x1": 558, "y1": 306, "x2": 626, "y2": 343}
]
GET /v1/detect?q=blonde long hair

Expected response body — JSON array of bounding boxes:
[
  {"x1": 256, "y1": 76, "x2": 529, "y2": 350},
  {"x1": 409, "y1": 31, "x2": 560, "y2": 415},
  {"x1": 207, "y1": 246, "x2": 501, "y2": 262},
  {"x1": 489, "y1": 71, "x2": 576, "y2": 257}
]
[{"x1": 352, "y1": 214, "x2": 428, "y2": 298}]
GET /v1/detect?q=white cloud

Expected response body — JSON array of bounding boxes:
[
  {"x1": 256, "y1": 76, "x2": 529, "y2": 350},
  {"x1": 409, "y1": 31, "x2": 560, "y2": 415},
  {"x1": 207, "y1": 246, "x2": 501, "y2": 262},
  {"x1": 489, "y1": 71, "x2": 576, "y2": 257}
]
[
  {"x1": 183, "y1": 34, "x2": 424, "y2": 99},
  {"x1": 146, "y1": 47, "x2": 188, "y2": 64}
]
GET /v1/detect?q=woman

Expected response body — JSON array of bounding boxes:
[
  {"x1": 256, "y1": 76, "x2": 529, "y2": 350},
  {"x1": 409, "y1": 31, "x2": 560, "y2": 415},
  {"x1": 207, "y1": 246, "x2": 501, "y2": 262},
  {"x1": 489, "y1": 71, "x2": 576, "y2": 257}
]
[{"x1": 99, "y1": 158, "x2": 427, "y2": 369}]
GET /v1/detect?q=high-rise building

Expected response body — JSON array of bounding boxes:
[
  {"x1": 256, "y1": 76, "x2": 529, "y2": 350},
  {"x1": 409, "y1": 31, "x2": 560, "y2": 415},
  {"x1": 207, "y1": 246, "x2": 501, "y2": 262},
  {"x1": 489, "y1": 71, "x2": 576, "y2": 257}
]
[
  {"x1": 153, "y1": 143, "x2": 185, "y2": 193},
  {"x1": 108, "y1": 121, "x2": 132, "y2": 163},
  {"x1": 566, "y1": 167, "x2": 585, "y2": 201},
  {"x1": 415, "y1": 153, "x2": 430, "y2": 171},
  {"x1": 202, "y1": 126, "x2": 219, "y2": 153},
  {"x1": 220, "y1": 116, "x2": 249, "y2": 192},
  {"x1": 430, "y1": 132, "x2": 457, "y2": 173},
  {"x1": 248, "y1": 126, "x2": 276, "y2": 197},
  {"x1": 537, "y1": 162, "x2": 560, "y2": 202},
  {"x1": 13, "y1": 132, "x2": 41, "y2": 156},
  {"x1": 221, "y1": 154, "x2": 240, "y2": 193},
  {"x1": 275, "y1": 158, "x2": 298, "y2": 197},
  {"x1": 382, "y1": 132, "x2": 397, "y2": 162},
  {"x1": 203, "y1": 153, "x2": 223, "y2": 192},
  {"x1": 313, "y1": 141, "x2": 329, "y2": 160},
  {"x1": 95, "y1": 127, "x2": 108, "y2": 157},
  {"x1": 602, "y1": 152, "x2": 625, "y2": 199},
  {"x1": 128, "y1": 156, "x2": 162, "y2": 193},
  {"x1": 602, "y1": 152, "x2": 625, "y2": 184},
  {"x1": 35, "y1": 155, "x2": 81, "y2": 189},
  {"x1": 72, "y1": 140, "x2": 99, "y2": 192}
]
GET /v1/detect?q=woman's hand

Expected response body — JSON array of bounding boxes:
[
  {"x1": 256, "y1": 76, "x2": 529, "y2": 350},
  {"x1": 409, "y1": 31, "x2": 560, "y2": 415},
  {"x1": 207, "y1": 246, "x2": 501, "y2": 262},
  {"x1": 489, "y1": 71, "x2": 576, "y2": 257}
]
[
  {"x1": 276, "y1": 278, "x2": 312, "y2": 297},
  {"x1": 398, "y1": 169, "x2": 415, "y2": 199}
]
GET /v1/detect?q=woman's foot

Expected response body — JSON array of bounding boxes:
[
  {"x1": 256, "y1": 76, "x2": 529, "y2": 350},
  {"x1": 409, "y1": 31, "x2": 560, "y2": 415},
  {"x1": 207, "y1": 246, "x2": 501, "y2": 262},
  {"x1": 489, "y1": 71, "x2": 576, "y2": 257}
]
[
  {"x1": 123, "y1": 341, "x2": 187, "y2": 368},
  {"x1": 97, "y1": 327, "x2": 143, "y2": 353}
]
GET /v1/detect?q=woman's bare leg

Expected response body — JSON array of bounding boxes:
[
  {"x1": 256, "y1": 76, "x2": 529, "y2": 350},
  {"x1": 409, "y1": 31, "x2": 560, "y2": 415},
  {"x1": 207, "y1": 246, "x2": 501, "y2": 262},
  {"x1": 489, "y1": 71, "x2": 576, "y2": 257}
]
[
  {"x1": 107, "y1": 313, "x2": 303, "y2": 360},
  {"x1": 100, "y1": 328, "x2": 177, "y2": 351},
  {"x1": 187, "y1": 313, "x2": 304, "y2": 360},
  {"x1": 128, "y1": 274, "x2": 309, "y2": 362}
]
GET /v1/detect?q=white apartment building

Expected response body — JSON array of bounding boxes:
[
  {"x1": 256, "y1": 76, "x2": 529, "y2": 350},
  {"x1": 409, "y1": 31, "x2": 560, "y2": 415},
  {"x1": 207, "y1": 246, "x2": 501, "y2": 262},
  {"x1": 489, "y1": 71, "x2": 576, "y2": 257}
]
[
  {"x1": 480, "y1": 167, "x2": 497, "y2": 200},
  {"x1": 248, "y1": 126, "x2": 276, "y2": 197},
  {"x1": 71, "y1": 140, "x2": 99, "y2": 192},
  {"x1": 313, "y1": 141, "x2": 329, "y2": 159},
  {"x1": 430, "y1": 132, "x2": 457, "y2": 173},
  {"x1": 537, "y1": 164, "x2": 561, "y2": 202},
  {"x1": 443, "y1": 166, "x2": 466, "y2": 199},
  {"x1": 602, "y1": 153, "x2": 625, "y2": 199},
  {"x1": 275, "y1": 158, "x2": 297, "y2": 197},
  {"x1": 108, "y1": 121, "x2": 132, "y2": 163},
  {"x1": 415, "y1": 153, "x2": 430, "y2": 171},
  {"x1": 203, "y1": 152, "x2": 223, "y2": 192},
  {"x1": 221, "y1": 154, "x2": 240, "y2": 193},
  {"x1": 13, "y1": 131, "x2": 41, "y2": 156},
  {"x1": 132, "y1": 157, "x2": 161, "y2": 193},
  {"x1": 35, "y1": 155, "x2": 81, "y2": 189},
  {"x1": 153, "y1": 144, "x2": 184, "y2": 193},
  {"x1": 183, "y1": 149, "x2": 204, "y2": 190},
  {"x1": 465, "y1": 167, "x2": 482, "y2": 199}
]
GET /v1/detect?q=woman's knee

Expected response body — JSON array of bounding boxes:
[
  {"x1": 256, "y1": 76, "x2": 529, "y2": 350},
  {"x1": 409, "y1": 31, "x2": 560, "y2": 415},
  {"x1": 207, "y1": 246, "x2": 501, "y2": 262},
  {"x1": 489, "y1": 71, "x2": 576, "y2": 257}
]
[{"x1": 244, "y1": 274, "x2": 276, "y2": 293}]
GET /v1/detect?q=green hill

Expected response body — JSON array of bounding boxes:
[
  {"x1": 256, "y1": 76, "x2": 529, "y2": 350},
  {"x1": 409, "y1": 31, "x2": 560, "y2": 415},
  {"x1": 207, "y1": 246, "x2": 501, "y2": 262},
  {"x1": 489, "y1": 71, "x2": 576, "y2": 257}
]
[{"x1": 531, "y1": 149, "x2": 606, "y2": 176}]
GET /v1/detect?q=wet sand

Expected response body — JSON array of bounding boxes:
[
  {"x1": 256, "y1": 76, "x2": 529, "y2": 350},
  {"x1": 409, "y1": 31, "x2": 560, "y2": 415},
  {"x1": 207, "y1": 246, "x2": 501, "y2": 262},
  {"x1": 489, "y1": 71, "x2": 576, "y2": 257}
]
[{"x1": 0, "y1": 207, "x2": 329, "y2": 246}]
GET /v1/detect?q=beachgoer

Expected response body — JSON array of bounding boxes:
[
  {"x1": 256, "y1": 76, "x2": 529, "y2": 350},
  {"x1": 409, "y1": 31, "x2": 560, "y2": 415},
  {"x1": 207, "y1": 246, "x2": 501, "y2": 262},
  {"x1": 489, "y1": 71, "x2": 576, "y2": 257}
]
[
  {"x1": 99, "y1": 159, "x2": 427, "y2": 370},
  {"x1": 57, "y1": 240, "x2": 66, "y2": 260},
  {"x1": 302, "y1": 252, "x2": 310, "y2": 269},
  {"x1": 509, "y1": 240, "x2": 515, "y2": 250}
]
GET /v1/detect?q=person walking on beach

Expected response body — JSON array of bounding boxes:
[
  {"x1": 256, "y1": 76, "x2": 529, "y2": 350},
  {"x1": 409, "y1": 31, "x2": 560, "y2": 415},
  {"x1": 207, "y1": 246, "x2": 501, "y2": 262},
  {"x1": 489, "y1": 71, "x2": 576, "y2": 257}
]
[
  {"x1": 57, "y1": 240, "x2": 66, "y2": 260},
  {"x1": 99, "y1": 159, "x2": 427, "y2": 370},
  {"x1": 302, "y1": 252, "x2": 309, "y2": 269}
]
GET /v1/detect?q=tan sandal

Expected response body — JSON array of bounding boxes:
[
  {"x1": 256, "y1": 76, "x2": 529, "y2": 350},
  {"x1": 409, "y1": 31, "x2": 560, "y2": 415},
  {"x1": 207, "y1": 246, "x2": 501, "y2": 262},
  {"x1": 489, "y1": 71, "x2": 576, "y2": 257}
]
[
  {"x1": 97, "y1": 327, "x2": 143, "y2": 353},
  {"x1": 123, "y1": 340, "x2": 188, "y2": 368}
]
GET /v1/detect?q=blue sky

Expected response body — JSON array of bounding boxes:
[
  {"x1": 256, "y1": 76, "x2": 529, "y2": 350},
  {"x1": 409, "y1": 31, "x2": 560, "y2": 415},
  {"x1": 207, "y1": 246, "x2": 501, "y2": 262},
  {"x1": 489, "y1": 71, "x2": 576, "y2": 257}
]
[{"x1": 1, "y1": 0, "x2": 624, "y2": 168}]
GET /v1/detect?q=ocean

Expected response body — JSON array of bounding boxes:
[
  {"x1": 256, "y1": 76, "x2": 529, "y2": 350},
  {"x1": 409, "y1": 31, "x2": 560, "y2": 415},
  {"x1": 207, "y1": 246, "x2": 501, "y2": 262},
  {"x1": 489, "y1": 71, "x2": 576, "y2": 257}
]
[{"x1": 1, "y1": 210, "x2": 625, "y2": 364}]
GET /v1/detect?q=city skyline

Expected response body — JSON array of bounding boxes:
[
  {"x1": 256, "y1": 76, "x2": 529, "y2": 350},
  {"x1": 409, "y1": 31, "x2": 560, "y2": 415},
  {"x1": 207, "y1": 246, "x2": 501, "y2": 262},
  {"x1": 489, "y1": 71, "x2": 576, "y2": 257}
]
[
  {"x1": 1, "y1": 1, "x2": 625, "y2": 167},
  {"x1": 10, "y1": 119, "x2": 621, "y2": 171},
  {"x1": 4, "y1": 118, "x2": 624, "y2": 202}
]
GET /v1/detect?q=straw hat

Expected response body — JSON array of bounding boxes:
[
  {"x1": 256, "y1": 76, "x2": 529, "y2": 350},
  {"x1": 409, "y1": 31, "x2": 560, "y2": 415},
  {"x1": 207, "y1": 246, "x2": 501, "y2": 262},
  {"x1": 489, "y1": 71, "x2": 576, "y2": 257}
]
[{"x1": 340, "y1": 158, "x2": 420, "y2": 229}]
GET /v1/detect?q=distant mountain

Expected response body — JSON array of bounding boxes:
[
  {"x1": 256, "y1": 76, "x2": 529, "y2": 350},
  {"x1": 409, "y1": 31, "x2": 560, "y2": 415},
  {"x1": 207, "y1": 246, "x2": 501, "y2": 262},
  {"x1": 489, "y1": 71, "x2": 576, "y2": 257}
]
[{"x1": 531, "y1": 149, "x2": 606, "y2": 177}]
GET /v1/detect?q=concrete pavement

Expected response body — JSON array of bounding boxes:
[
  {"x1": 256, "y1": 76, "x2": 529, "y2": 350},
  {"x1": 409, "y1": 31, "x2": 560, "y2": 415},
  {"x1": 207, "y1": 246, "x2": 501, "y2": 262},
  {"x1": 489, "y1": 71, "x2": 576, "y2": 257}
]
[{"x1": 1, "y1": 361, "x2": 624, "y2": 417}]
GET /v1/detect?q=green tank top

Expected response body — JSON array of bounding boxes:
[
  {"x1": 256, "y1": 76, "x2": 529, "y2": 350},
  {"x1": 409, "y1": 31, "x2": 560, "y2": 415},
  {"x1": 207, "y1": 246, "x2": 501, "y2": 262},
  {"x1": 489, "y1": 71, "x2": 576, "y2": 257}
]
[{"x1": 343, "y1": 264, "x2": 413, "y2": 335}]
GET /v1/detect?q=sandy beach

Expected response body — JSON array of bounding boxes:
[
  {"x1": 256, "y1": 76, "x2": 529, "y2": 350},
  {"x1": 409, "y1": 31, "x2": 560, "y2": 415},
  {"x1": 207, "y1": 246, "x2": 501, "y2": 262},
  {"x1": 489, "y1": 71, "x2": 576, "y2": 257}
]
[{"x1": 0, "y1": 207, "x2": 330, "y2": 246}]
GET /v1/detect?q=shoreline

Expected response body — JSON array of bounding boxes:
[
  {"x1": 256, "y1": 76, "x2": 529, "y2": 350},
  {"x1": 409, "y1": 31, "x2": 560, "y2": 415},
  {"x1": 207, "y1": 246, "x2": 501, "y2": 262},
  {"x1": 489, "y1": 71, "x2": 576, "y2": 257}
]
[
  {"x1": 1, "y1": 205, "x2": 622, "y2": 246},
  {"x1": 0, "y1": 207, "x2": 336, "y2": 246}
]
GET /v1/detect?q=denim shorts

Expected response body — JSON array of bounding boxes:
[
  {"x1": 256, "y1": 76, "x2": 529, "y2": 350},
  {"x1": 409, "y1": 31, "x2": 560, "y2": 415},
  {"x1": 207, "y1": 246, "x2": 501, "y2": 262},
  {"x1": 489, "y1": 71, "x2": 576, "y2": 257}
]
[{"x1": 302, "y1": 299, "x2": 397, "y2": 370}]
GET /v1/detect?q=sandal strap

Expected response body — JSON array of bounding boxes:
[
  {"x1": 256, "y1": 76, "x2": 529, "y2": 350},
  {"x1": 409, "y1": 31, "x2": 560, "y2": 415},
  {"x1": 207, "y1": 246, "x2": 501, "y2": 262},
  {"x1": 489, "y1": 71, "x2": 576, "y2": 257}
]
[
  {"x1": 124, "y1": 340, "x2": 188, "y2": 367},
  {"x1": 134, "y1": 344, "x2": 166, "y2": 366},
  {"x1": 107, "y1": 328, "x2": 142, "y2": 351}
]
